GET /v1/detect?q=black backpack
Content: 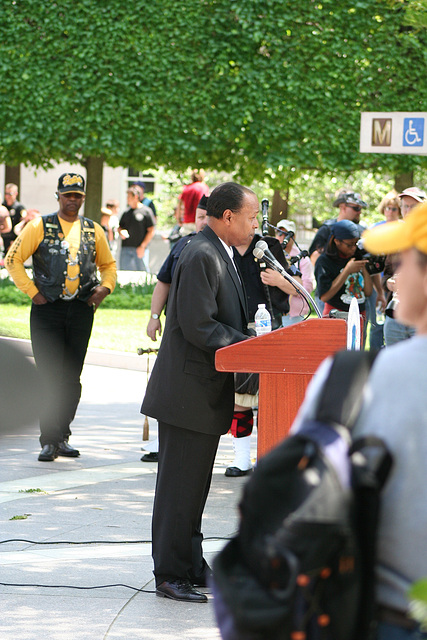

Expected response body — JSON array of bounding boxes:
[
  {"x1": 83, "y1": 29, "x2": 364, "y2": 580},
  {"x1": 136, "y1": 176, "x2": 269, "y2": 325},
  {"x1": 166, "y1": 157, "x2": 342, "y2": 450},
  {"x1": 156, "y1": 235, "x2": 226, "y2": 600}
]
[{"x1": 212, "y1": 350, "x2": 393, "y2": 640}]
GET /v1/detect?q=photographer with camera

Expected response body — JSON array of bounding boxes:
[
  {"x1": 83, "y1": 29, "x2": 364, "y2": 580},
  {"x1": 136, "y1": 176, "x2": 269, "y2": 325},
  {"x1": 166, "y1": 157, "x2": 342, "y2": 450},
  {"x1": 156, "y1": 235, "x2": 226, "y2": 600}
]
[{"x1": 314, "y1": 220, "x2": 373, "y2": 337}]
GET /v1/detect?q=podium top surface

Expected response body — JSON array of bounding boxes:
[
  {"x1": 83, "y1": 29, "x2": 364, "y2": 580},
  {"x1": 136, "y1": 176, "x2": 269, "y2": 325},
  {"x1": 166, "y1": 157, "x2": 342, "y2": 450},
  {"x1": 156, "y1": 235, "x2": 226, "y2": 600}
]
[{"x1": 215, "y1": 318, "x2": 347, "y2": 375}]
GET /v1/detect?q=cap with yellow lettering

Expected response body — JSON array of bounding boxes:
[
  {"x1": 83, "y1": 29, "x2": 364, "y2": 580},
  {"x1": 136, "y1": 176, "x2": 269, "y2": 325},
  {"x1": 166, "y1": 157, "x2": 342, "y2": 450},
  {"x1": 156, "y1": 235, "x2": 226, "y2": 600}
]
[
  {"x1": 362, "y1": 202, "x2": 427, "y2": 255},
  {"x1": 57, "y1": 173, "x2": 85, "y2": 195}
]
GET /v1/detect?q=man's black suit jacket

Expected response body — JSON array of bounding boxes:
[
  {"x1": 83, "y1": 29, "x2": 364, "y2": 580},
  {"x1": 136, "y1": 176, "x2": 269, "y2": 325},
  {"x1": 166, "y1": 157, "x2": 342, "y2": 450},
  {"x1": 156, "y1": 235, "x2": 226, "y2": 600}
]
[{"x1": 141, "y1": 225, "x2": 250, "y2": 435}]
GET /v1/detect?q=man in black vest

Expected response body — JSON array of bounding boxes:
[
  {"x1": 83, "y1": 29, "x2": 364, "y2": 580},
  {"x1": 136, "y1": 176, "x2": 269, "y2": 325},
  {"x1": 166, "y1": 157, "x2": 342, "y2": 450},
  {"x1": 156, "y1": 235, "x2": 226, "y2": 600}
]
[
  {"x1": 5, "y1": 173, "x2": 117, "y2": 461},
  {"x1": 141, "y1": 182, "x2": 259, "y2": 603}
]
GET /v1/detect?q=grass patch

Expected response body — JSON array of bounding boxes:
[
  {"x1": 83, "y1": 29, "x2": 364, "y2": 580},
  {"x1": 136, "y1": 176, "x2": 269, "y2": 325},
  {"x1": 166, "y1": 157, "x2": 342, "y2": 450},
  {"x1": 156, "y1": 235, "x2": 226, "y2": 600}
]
[
  {"x1": 90, "y1": 308, "x2": 161, "y2": 352},
  {"x1": 0, "y1": 304, "x2": 162, "y2": 353},
  {"x1": 18, "y1": 488, "x2": 47, "y2": 494},
  {"x1": 0, "y1": 304, "x2": 32, "y2": 339},
  {"x1": 0, "y1": 273, "x2": 161, "y2": 352},
  {"x1": 0, "y1": 275, "x2": 155, "y2": 310}
]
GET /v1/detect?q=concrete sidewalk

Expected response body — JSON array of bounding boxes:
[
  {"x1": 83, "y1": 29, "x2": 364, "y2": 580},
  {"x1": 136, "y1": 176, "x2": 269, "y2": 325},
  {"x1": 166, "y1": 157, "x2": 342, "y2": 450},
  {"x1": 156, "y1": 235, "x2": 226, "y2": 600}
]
[{"x1": 0, "y1": 352, "x2": 257, "y2": 640}]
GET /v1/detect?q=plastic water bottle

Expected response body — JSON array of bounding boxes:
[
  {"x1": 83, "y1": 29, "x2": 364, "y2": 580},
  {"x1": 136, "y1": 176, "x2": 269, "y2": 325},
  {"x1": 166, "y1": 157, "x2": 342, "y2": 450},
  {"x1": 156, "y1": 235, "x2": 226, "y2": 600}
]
[
  {"x1": 376, "y1": 302, "x2": 385, "y2": 325},
  {"x1": 255, "y1": 304, "x2": 272, "y2": 336}
]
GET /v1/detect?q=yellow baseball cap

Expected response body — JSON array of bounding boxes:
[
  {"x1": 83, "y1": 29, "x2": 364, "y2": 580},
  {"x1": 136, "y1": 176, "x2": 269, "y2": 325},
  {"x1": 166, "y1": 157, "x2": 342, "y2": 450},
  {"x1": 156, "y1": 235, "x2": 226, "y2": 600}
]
[{"x1": 362, "y1": 202, "x2": 427, "y2": 255}]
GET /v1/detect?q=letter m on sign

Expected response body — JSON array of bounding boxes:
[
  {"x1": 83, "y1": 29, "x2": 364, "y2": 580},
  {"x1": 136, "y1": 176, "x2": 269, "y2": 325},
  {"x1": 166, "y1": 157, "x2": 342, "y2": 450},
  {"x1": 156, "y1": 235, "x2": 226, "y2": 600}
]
[{"x1": 372, "y1": 119, "x2": 392, "y2": 146}]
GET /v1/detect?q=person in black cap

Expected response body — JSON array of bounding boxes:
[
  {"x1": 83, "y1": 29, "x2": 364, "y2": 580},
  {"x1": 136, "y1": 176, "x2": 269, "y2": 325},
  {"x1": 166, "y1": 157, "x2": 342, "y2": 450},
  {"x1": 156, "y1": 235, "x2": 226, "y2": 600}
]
[
  {"x1": 308, "y1": 190, "x2": 369, "y2": 316},
  {"x1": 314, "y1": 219, "x2": 373, "y2": 324},
  {"x1": 5, "y1": 172, "x2": 117, "y2": 462}
]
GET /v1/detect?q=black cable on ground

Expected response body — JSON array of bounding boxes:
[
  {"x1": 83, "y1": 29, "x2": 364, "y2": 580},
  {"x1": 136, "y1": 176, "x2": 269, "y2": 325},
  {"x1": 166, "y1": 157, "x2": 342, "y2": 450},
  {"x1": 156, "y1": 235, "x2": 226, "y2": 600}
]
[
  {"x1": 0, "y1": 536, "x2": 230, "y2": 592},
  {"x1": 0, "y1": 581, "x2": 156, "y2": 593},
  {"x1": 0, "y1": 535, "x2": 232, "y2": 545}
]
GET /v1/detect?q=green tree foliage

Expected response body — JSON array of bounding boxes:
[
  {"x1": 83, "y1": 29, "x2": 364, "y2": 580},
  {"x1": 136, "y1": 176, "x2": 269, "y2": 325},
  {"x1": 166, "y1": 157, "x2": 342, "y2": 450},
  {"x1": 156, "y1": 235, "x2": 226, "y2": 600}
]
[
  {"x1": 396, "y1": 0, "x2": 427, "y2": 29},
  {"x1": 0, "y1": 0, "x2": 425, "y2": 184}
]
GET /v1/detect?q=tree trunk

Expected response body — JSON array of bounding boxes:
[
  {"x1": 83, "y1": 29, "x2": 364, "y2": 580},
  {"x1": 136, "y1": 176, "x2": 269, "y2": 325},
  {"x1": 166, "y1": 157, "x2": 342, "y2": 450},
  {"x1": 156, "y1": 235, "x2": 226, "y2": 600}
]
[
  {"x1": 271, "y1": 188, "x2": 289, "y2": 227},
  {"x1": 83, "y1": 156, "x2": 104, "y2": 223},
  {"x1": 5, "y1": 165, "x2": 21, "y2": 191},
  {"x1": 394, "y1": 171, "x2": 413, "y2": 194}
]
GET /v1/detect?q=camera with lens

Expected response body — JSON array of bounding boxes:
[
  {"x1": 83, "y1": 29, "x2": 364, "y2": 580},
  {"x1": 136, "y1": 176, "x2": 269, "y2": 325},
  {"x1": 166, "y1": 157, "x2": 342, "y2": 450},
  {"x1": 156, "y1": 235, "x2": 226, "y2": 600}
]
[{"x1": 355, "y1": 243, "x2": 386, "y2": 275}]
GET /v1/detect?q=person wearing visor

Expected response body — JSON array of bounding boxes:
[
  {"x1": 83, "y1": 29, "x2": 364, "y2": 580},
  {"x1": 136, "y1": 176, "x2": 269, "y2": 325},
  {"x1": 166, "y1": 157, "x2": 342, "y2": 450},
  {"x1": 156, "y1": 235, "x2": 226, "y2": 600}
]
[
  {"x1": 382, "y1": 187, "x2": 426, "y2": 346},
  {"x1": 5, "y1": 172, "x2": 116, "y2": 462},
  {"x1": 293, "y1": 202, "x2": 427, "y2": 639}
]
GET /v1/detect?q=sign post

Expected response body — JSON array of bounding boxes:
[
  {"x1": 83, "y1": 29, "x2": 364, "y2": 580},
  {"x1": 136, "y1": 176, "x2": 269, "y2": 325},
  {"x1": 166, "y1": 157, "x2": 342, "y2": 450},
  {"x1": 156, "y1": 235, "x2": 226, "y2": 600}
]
[{"x1": 360, "y1": 112, "x2": 427, "y2": 155}]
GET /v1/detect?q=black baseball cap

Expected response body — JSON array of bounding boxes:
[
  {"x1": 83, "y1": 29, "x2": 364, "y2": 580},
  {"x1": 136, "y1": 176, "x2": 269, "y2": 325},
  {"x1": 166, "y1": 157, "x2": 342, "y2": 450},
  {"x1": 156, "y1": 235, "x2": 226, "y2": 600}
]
[
  {"x1": 57, "y1": 173, "x2": 86, "y2": 195},
  {"x1": 197, "y1": 195, "x2": 209, "y2": 211}
]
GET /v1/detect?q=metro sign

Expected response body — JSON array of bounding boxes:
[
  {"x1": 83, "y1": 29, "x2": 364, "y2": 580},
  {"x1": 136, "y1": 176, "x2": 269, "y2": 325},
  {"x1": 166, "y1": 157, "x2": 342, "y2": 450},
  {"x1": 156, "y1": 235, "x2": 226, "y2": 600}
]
[
  {"x1": 360, "y1": 112, "x2": 427, "y2": 155},
  {"x1": 371, "y1": 118, "x2": 392, "y2": 146}
]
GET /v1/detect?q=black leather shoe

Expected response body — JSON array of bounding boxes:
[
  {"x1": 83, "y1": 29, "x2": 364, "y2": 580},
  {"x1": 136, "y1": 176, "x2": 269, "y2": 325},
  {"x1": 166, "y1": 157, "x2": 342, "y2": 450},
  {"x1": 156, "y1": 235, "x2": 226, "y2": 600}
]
[
  {"x1": 57, "y1": 441, "x2": 80, "y2": 457},
  {"x1": 156, "y1": 579, "x2": 208, "y2": 602},
  {"x1": 140, "y1": 452, "x2": 159, "y2": 462},
  {"x1": 38, "y1": 444, "x2": 58, "y2": 462},
  {"x1": 189, "y1": 567, "x2": 212, "y2": 588},
  {"x1": 225, "y1": 466, "x2": 253, "y2": 477}
]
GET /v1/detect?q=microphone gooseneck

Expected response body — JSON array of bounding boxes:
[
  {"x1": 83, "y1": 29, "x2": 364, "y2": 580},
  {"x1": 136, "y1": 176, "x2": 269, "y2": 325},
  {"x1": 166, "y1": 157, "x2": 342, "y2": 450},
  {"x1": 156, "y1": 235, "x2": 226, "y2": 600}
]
[{"x1": 253, "y1": 241, "x2": 321, "y2": 318}]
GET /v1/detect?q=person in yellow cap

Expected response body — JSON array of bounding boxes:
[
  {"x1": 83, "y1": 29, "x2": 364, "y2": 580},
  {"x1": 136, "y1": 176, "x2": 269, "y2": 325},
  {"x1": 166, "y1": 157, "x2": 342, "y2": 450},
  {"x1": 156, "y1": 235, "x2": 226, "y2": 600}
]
[
  {"x1": 5, "y1": 172, "x2": 117, "y2": 462},
  {"x1": 294, "y1": 200, "x2": 427, "y2": 639}
]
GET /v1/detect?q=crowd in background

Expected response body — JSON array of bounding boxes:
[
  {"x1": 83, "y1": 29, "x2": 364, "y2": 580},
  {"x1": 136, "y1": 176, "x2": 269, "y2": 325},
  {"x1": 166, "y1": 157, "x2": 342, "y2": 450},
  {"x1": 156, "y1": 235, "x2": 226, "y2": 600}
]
[{"x1": 1, "y1": 174, "x2": 426, "y2": 351}]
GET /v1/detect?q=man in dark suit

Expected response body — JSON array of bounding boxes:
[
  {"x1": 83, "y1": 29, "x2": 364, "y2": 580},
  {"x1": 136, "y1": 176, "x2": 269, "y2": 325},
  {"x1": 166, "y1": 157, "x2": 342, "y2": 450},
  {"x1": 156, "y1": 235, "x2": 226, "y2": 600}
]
[{"x1": 141, "y1": 182, "x2": 259, "y2": 602}]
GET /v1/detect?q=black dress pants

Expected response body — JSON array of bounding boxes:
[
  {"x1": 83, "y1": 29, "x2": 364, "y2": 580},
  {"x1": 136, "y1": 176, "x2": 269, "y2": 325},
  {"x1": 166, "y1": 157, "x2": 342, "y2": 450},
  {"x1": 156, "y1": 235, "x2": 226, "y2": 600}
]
[
  {"x1": 152, "y1": 421, "x2": 220, "y2": 586},
  {"x1": 30, "y1": 299, "x2": 94, "y2": 446}
]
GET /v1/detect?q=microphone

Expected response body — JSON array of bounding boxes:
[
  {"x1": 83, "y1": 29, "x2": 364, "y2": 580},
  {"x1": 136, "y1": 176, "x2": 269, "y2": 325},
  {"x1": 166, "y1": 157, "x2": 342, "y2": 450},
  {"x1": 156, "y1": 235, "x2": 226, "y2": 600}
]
[
  {"x1": 261, "y1": 199, "x2": 269, "y2": 237},
  {"x1": 253, "y1": 241, "x2": 323, "y2": 318},
  {"x1": 289, "y1": 250, "x2": 309, "y2": 265},
  {"x1": 253, "y1": 240, "x2": 288, "y2": 276}
]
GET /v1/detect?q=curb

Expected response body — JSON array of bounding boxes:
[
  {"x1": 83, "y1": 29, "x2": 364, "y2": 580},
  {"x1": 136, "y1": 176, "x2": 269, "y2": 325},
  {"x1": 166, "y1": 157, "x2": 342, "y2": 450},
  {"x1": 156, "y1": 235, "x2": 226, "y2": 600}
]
[{"x1": 0, "y1": 335, "x2": 154, "y2": 372}]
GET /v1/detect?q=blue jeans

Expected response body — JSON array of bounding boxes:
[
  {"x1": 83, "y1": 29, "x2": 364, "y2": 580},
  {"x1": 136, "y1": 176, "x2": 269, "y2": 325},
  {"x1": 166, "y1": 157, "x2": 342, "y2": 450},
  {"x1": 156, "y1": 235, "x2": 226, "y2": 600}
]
[
  {"x1": 378, "y1": 622, "x2": 427, "y2": 639},
  {"x1": 120, "y1": 246, "x2": 147, "y2": 271},
  {"x1": 384, "y1": 316, "x2": 415, "y2": 346},
  {"x1": 366, "y1": 289, "x2": 385, "y2": 350}
]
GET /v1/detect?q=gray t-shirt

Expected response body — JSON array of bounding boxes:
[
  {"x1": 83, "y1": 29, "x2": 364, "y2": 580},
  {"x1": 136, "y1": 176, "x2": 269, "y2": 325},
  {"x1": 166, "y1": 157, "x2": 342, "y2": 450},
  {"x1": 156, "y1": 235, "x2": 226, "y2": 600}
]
[{"x1": 292, "y1": 336, "x2": 427, "y2": 613}]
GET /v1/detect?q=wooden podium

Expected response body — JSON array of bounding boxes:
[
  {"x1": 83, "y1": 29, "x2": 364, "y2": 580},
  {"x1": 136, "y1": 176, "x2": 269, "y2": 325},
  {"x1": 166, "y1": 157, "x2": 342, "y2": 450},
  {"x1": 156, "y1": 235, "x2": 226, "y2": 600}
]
[{"x1": 215, "y1": 318, "x2": 347, "y2": 457}]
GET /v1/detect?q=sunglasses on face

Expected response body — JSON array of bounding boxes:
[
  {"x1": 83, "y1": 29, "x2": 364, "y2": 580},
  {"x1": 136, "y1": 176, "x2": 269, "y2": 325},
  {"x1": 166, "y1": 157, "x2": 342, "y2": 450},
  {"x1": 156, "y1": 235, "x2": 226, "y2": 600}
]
[
  {"x1": 346, "y1": 204, "x2": 362, "y2": 212},
  {"x1": 338, "y1": 239, "x2": 358, "y2": 248}
]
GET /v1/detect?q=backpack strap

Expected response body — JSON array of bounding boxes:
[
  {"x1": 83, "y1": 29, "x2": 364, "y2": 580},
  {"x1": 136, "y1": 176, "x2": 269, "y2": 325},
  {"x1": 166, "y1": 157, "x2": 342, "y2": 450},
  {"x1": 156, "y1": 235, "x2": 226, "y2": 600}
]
[
  {"x1": 315, "y1": 350, "x2": 378, "y2": 430},
  {"x1": 349, "y1": 435, "x2": 393, "y2": 491}
]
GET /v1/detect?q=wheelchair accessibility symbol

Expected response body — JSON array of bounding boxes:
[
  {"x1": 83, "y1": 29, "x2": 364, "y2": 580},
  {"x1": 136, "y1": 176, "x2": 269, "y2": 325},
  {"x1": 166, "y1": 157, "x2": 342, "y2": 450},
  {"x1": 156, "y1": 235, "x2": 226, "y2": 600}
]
[{"x1": 403, "y1": 118, "x2": 424, "y2": 147}]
